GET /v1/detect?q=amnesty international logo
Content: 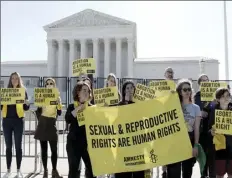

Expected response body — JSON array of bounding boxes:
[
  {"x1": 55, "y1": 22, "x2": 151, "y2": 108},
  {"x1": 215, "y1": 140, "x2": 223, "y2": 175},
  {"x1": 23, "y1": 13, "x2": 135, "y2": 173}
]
[{"x1": 149, "y1": 149, "x2": 158, "y2": 163}]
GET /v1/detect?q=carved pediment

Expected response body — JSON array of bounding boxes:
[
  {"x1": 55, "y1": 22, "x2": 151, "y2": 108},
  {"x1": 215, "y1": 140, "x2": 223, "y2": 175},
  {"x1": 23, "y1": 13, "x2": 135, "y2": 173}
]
[{"x1": 44, "y1": 9, "x2": 135, "y2": 29}]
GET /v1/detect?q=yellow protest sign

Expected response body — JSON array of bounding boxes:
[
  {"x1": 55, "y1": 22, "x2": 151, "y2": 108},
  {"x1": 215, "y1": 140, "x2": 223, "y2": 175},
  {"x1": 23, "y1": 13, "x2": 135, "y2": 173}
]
[
  {"x1": 215, "y1": 110, "x2": 232, "y2": 135},
  {"x1": 93, "y1": 87, "x2": 119, "y2": 106},
  {"x1": 34, "y1": 88, "x2": 59, "y2": 106},
  {"x1": 77, "y1": 102, "x2": 89, "y2": 126},
  {"x1": 133, "y1": 83, "x2": 156, "y2": 102},
  {"x1": 84, "y1": 93, "x2": 192, "y2": 176},
  {"x1": 0, "y1": 88, "x2": 25, "y2": 105},
  {"x1": 200, "y1": 82, "x2": 227, "y2": 101},
  {"x1": 150, "y1": 80, "x2": 176, "y2": 97},
  {"x1": 72, "y1": 58, "x2": 96, "y2": 76}
]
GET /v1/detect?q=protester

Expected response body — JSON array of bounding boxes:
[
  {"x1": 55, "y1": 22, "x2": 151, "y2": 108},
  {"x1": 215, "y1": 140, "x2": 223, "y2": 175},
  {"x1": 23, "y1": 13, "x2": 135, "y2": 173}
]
[
  {"x1": 34, "y1": 78, "x2": 63, "y2": 178},
  {"x1": 114, "y1": 80, "x2": 145, "y2": 178},
  {"x1": 105, "y1": 73, "x2": 121, "y2": 102},
  {"x1": 1, "y1": 72, "x2": 30, "y2": 178},
  {"x1": 208, "y1": 88, "x2": 232, "y2": 178},
  {"x1": 161, "y1": 67, "x2": 175, "y2": 178},
  {"x1": 167, "y1": 79, "x2": 202, "y2": 178},
  {"x1": 194, "y1": 74, "x2": 216, "y2": 178},
  {"x1": 65, "y1": 81, "x2": 96, "y2": 178},
  {"x1": 164, "y1": 67, "x2": 174, "y2": 80},
  {"x1": 82, "y1": 76, "x2": 95, "y2": 105}
]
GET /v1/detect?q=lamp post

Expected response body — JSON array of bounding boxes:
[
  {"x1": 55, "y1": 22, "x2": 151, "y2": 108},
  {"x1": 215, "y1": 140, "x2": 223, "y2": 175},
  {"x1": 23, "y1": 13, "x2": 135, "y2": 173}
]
[
  {"x1": 223, "y1": 0, "x2": 229, "y2": 80},
  {"x1": 200, "y1": 58, "x2": 206, "y2": 74}
]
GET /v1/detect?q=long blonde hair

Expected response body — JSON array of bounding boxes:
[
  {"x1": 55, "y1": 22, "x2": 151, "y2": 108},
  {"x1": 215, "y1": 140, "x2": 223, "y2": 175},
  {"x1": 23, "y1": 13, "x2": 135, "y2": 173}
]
[
  {"x1": 106, "y1": 73, "x2": 117, "y2": 87},
  {"x1": 7, "y1": 72, "x2": 24, "y2": 88}
]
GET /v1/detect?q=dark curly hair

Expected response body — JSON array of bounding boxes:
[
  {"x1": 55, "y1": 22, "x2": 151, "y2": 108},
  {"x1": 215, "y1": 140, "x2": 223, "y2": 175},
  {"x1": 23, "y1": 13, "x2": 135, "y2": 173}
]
[
  {"x1": 121, "y1": 80, "x2": 136, "y2": 102},
  {"x1": 176, "y1": 79, "x2": 192, "y2": 103},
  {"x1": 72, "y1": 81, "x2": 91, "y2": 102}
]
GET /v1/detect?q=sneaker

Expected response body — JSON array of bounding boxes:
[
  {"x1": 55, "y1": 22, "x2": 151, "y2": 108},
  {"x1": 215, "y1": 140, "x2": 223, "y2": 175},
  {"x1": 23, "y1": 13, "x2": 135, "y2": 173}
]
[
  {"x1": 16, "y1": 170, "x2": 23, "y2": 178},
  {"x1": 2, "y1": 171, "x2": 11, "y2": 178},
  {"x1": 51, "y1": 170, "x2": 63, "y2": 178}
]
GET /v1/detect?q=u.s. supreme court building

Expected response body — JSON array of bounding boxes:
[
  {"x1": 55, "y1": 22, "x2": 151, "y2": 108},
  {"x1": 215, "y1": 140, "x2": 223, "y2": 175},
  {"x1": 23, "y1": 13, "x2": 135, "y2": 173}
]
[{"x1": 1, "y1": 9, "x2": 219, "y2": 100}]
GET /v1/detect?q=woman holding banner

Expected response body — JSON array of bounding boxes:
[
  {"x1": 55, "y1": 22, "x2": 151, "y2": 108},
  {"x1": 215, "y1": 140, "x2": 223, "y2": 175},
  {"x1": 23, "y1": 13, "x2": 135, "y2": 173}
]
[
  {"x1": 1, "y1": 72, "x2": 30, "y2": 178},
  {"x1": 194, "y1": 74, "x2": 216, "y2": 178},
  {"x1": 114, "y1": 80, "x2": 145, "y2": 178},
  {"x1": 65, "y1": 81, "x2": 96, "y2": 178},
  {"x1": 208, "y1": 88, "x2": 232, "y2": 178},
  {"x1": 167, "y1": 79, "x2": 202, "y2": 178},
  {"x1": 34, "y1": 78, "x2": 63, "y2": 178}
]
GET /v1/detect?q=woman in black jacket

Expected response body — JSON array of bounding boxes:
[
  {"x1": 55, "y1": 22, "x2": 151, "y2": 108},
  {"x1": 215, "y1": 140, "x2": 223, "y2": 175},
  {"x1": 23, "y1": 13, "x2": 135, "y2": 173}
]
[
  {"x1": 114, "y1": 80, "x2": 145, "y2": 178},
  {"x1": 208, "y1": 88, "x2": 232, "y2": 178},
  {"x1": 65, "y1": 81, "x2": 96, "y2": 178},
  {"x1": 34, "y1": 78, "x2": 63, "y2": 178}
]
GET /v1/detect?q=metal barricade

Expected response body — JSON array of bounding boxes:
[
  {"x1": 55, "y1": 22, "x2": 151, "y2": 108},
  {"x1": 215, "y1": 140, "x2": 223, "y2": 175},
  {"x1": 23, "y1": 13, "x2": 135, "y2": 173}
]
[{"x1": 0, "y1": 110, "x2": 40, "y2": 177}]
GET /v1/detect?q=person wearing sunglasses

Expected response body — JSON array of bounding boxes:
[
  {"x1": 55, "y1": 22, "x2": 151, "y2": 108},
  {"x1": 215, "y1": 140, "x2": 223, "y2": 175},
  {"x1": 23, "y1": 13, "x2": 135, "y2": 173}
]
[
  {"x1": 34, "y1": 78, "x2": 63, "y2": 178},
  {"x1": 167, "y1": 79, "x2": 202, "y2": 178},
  {"x1": 164, "y1": 67, "x2": 174, "y2": 80},
  {"x1": 194, "y1": 74, "x2": 216, "y2": 178}
]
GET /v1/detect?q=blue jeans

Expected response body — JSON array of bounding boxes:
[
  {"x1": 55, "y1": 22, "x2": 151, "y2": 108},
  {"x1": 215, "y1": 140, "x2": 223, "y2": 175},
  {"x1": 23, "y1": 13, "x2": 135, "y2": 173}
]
[{"x1": 3, "y1": 118, "x2": 24, "y2": 169}]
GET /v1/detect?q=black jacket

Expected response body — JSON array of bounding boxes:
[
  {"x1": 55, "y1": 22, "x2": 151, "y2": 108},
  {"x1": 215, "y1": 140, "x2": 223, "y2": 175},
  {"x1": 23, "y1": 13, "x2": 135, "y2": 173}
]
[{"x1": 65, "y1": 103, "x2": 92, "y2": 141}]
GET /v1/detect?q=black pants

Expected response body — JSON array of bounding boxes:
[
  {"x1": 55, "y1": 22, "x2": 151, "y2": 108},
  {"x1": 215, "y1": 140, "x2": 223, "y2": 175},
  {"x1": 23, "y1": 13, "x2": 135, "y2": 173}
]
[
  {"x1": 3, "y1": 118, "x2": 23, "y2": 170},
  {"x1": 200, "y1": 133, "x2": 216, "y2": 178},
  {"x1": 167, "y1": 157, "x2": 195, "y2": 178},
  {"x1": 66, "y1": 138, "x2": 96, "y2": 178},
  {"x1": 167, "y1": 132, "x2": 195, "y2": 178},
  {"x1": 115, "y1": 170, "x2": 145, "y2": 178},
  {"x1": 40, "y1": 140, "x2": 58, "y2": 170}
]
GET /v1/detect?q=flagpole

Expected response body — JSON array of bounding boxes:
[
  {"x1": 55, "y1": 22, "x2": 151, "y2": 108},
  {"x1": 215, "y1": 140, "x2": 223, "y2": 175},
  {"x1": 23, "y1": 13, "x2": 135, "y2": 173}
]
[{"x1": 223, "y1": 0, "x2": 229, "y2": 80}]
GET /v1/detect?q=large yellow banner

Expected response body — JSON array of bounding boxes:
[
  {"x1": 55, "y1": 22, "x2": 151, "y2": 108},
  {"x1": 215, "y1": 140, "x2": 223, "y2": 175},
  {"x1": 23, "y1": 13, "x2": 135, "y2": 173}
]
[
  {"x1": 0, "y1": 88, "x2": 25, "y2": 105},
  {"x1": 84, "y1": 93, "x2": 192, "y2": 176}
]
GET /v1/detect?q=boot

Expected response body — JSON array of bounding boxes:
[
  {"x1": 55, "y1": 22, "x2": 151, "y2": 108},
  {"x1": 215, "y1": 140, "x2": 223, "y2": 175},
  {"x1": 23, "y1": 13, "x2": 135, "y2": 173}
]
[
  {"x1": 51, "y1": 170, "x2": 63, "y2": 178},
  {"x1": 43, "y1": 169, "x2": 48, "y2": 178}
]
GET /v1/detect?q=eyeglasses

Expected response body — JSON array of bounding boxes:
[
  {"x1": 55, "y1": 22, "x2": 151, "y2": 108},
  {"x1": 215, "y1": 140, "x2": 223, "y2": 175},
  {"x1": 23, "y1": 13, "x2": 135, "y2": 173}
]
[
  {"x1": 46, "y1": 82, "x2": 53, "y2": 85},
  {"x1": 182, "y1": 88, "x2": 191, "y2": 92}
]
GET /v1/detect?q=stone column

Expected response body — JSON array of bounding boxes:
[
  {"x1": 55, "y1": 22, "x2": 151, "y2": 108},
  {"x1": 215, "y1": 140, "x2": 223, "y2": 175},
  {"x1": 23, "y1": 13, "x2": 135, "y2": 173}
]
[
  {"x1": 58, "y1": 39, "x2": 65, "y2": 77},
  {"x1": 104, "y1": 38, "x2": 110, "y2": 78},
  {"x1": 69, "y1": 39, "x2": 76, "y2": 77},
  {"x1": 93, "y1": 38, "x2": 99, "y2": 78},
  {"x1": 116, "y1": 38, "x2": 122, "y2": 78},
  {"x1": 80, "y1": 39, "x2": 86, "y2": 58},
  {"x1": 46, "y1": 39, "x2": 55, "y2": 76},
  {"x1": 127, "y1": 38, "x2": 134, "y2": 78}
]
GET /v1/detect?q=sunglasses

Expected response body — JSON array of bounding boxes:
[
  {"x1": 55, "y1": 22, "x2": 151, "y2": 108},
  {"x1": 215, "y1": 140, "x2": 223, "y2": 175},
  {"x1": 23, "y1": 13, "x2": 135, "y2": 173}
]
[
  {"x1": 46, "y1": 82, "x2": 54, "y2": 85},
  {"x1": 182, "y1": 88, "x2": 191, "y2": 92}
]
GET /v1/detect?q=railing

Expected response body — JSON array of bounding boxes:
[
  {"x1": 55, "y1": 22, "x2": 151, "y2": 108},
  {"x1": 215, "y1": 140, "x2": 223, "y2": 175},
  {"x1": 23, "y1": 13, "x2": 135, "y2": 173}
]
[{"x1": 1, "y1": 76, "x2": 231, "y2": 106}]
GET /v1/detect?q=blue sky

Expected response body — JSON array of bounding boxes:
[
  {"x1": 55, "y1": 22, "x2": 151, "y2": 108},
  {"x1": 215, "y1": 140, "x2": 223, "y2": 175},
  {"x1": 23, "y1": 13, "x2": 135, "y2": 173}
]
[{"x1": 1, "y1": 1, "x2": 232, "y2": 80}]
